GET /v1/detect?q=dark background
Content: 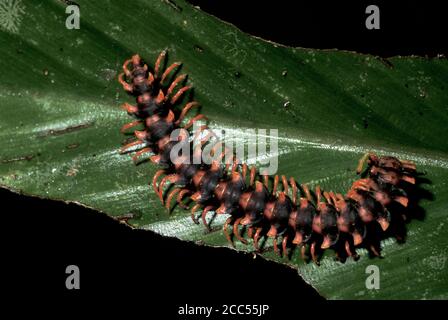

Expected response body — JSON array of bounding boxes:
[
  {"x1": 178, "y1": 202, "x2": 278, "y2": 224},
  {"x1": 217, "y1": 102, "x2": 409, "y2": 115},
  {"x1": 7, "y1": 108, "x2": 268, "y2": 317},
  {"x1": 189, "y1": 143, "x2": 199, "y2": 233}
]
[
  {"x1": 188, "y1": 0, "x2": 447, "y2": 57},
  {"x1": 2, "y1": 0, "x2": 447, "y2": 316},
  {"x1": 1, "y1": 187, "x2": 322, "y2": 315}
]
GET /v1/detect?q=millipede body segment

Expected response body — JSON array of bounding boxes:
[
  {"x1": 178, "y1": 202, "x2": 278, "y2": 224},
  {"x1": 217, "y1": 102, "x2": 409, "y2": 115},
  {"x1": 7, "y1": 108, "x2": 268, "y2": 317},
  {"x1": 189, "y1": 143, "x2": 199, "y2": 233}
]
[{"x1": 118, "y1": 51, "x2": 418, "y2": 264}]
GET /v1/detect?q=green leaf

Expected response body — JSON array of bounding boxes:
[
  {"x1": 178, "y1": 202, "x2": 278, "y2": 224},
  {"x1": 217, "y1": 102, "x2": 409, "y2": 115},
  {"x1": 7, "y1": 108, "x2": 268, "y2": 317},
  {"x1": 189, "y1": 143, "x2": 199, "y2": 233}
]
[{"x1": 1, "y1": 0, "x2": 447, "y2": 299}]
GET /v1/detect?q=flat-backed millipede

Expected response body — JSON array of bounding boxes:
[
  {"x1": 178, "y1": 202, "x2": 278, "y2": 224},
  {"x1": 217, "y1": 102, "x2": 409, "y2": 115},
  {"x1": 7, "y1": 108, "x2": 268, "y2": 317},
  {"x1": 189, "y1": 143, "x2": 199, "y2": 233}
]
[{"x1": 118, "y1": 51, "x2": 417, "y2": 264}]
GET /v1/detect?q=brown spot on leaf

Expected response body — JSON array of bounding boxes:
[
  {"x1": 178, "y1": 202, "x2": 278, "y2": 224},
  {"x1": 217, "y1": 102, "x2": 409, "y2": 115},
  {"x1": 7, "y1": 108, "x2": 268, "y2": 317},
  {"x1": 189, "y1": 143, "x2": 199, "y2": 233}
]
[
  {"x1": 1, "y1": 154, "x2": 35, "y2": 164},
  {"x1": 38, "y1": 121, "x2": 94, "y2": 138},
  {"x1": 66, "y1": 143, "x2": 80, "y2": 149}
]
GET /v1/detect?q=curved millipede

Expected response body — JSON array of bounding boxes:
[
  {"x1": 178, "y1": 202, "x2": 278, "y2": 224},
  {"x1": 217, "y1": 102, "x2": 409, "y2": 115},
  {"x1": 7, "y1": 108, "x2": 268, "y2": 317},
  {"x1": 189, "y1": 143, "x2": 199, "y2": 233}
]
[{"x1": 118, "y1": 51, "x2": 418, "y2": 264}]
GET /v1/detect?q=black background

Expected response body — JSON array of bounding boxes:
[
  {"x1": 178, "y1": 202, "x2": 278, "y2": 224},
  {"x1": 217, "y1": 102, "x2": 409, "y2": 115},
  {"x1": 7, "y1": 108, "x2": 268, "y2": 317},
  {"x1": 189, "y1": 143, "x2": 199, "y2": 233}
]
[
  {"x1": 2, "y1": 0, "x2": 447, "y2": 316},
  {"x1": 188, "y1": 0, "x2": 447, "y2": 57}
]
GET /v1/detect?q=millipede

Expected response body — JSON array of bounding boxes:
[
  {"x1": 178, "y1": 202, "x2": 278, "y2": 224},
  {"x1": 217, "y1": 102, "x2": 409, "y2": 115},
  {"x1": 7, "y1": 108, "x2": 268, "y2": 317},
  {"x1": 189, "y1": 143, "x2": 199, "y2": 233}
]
[{"x1": 117, "y1": 50, "x2": 418, "y2": 264}]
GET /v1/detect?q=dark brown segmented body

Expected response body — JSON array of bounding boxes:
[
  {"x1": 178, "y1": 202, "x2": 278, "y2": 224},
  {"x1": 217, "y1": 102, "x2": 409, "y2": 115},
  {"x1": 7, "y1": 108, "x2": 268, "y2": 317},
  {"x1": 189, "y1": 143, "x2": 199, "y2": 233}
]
[{"x1": 118, "y1": 51, "x2": 418, "y2": 264}]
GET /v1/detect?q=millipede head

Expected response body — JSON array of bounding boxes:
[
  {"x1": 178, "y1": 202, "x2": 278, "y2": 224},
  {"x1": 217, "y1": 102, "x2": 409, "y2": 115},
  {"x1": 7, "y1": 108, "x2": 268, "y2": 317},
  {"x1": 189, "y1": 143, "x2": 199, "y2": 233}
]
[{"x1": 131, "y1": 54, "x2": 141, "y2": 67}]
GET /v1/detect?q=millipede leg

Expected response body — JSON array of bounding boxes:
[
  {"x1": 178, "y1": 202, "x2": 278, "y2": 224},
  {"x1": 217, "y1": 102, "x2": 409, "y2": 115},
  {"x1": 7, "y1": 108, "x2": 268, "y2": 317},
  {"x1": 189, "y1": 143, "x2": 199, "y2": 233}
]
[
  {"x1": 282, "y1": 235, "x2": 289, "y2": 259},
  {"x1": 191, "y1": 203, "x2": 201, "y2": 224},
  {"x1": 263, "y1": 175, "x2": 269, "y2": 188},
  {"x1": 289, "y1": 177, "x2": 297, "y2": 205},
  {"x1": 377, "y1": 217, "x2": 390, "y2": 231},
  {"x1": 170, "y1": 85, "x2": 192, "y2": 104},
  {"x1": 223, "y1": 217, "x2": 235, "y2": 247},
  {"x1": 348, "y1": 240, "x2": 359, "y2": 261},
  {"x1": 202, "y1": 206, "x2": 214, "y2": 231},
  {"x1": 177, "y1": 189, "x2": 191, "y2": 209},
  {"x1": 161, "y1": 62, "x2": 181, "y2": 83},
  {"x1": 231, "y1": 159, "x2": 238, "y2": 173},
  {"x1": 119, "y1": 140, "x2": 145, "y2": 154},
  {"x1": 273, "y1": 237, "x2": 280, "y2": 255},
  {"x1": 352, "y1": 231, "x2": 363, "y2": 246},
  {"x1": 315, "y1": 186, "x2": 323, "y2": 205},
  {"x1": 328, "y1": 192, "x2": 338, "y2": 206},
  {"x1": 120, "y1": 120, "x2": 142, "y2": 133},
  {"x1": 121, "y1": 102, "x2": 138, "y2": 114},
  {"x1": 154, "y1": 50, "x2": 166, "y2": 78},
  {"x1": 401, "y1": 175, "x2": 416, "y2": 184},
  {"x1": 165, "y1": 188, "x2": 181, "y2": 211},
  {"x1": 122, "y1": 59, "x2": 133, "y2": 77},
  {"x1": 211, "y1": 141, "x2": 225, "y2": 158},
  {"x1": 370, "y1": 245, "x2": 381, "y2": 257},
  {"x1": 190, "y1": 191, "x2": 202, "y2": 202},
  {"x1": 184, "y1": 114, "x2": 207, "y2": 130},
  {"x1": 118, "y1": 73, "x2": 133, "y2": 92},
  {"x1": 167, "y1": 74, "x2": 187, "y2": 96},
  {"x1": 351, "y1": 179, "x2": 370, "y2": 191},
  {"x1": 272, "y1": 175, "x2": 279, "y2": 195},
  {"x1": 221, "y1": 148, "x2": 235, "y2": 165},
  {"x1": 155, "y1": 89, "x2": 165, "y2": 104},
  {"x1": 323, "y1": 191, "x2": 332, "y2": 204},
  {"x1": 336, "y1": 193, "x2": 345, "y2": 202},
  {"x1": 150, "y1": 154, "x2": 161, "y2": 164},
  {"x1": 132, "y1": 147, "x2": 153, "y2": 163},
  {"x1": 281, "y1": 175, "x2": 289, "y2": 194},
  {"x1": 301, "y1": 245, "x2": 307, "y2": 262},
  {"x1": 192, "y1": 125, "x2": 209, "y2": 142},
  {"x1": 152, "y1": 170, "x2": 165, "y2": 198},
  {"x1": 176, "y1": 101, "x2": 200, "y2": 125},
  {"x1": 402, "y1": 161, "x2": 416, "y2": 171},
  {"x1": 394, "y1": 196, "x2": 409, "y2": 207},
  {"x1": 224, "y1": 154, "x2": 236, "y2": 171},
  {"x1": 233, "y1": 218, "x2": 248, "y2": 245},
  {"x1": 134, "y1": 130, "x2": 148, "y2": 141},
  {"x1": 254, "y1": 228, "x2": 263, "y2": 251},
  {"x1": 158, "y1": 174, "x2": 179, "y2": 204},
  {"x1": 147, "y1": 72, "x2": 155, "y2": 85},
  {"x1": 345, "y1": 240, "x2": 353, "y2": 257},
  {"x1": 302, "y1": 184, "x2": 313, "y2": 202},
  {"x1": 249, "y1": 166, "x2": 256, "y2": 186},
  {"x1": 248, "y1": 226, "x2": 254, "y2": 239},
  {"x1": 311, "y1": 242, "x2": 320, "y2": 265},
  {"x1": 242, "y1": 163, "x2": 248, "y2": 179}
]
